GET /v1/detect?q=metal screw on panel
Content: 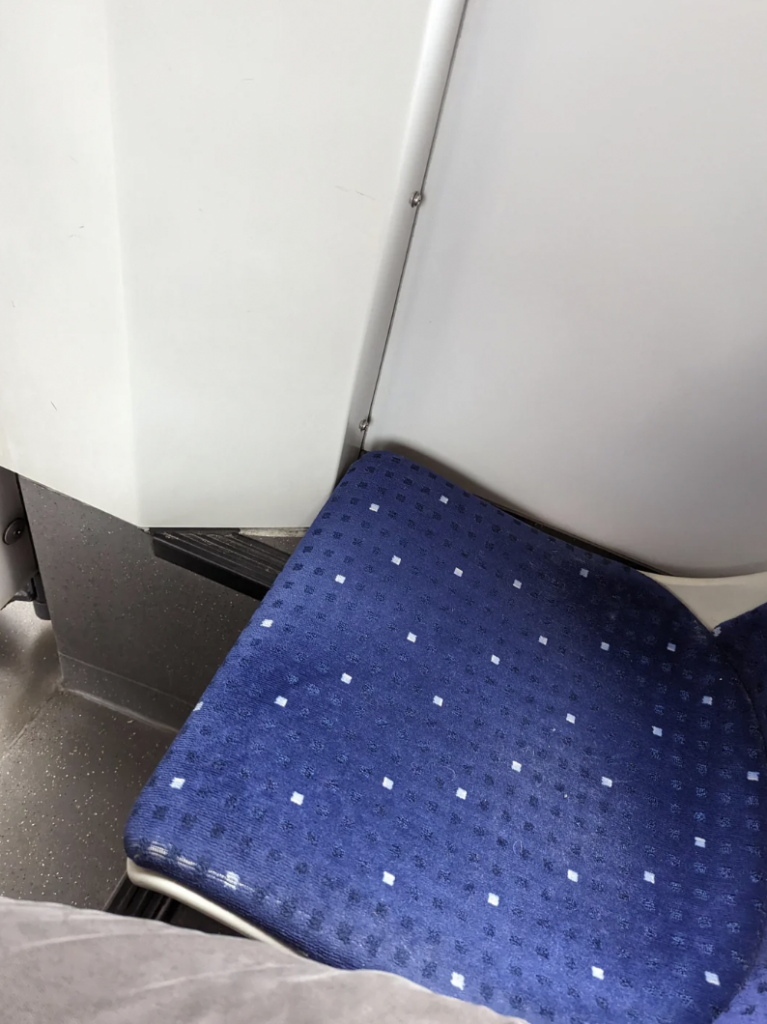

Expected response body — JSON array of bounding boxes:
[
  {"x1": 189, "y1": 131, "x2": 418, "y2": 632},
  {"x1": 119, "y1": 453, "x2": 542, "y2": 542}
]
[
  {"x1": 358, "y1": 418, "x2": 370, "y2": 432},
  {"x1": 2, "y1": 518, "x2": 26, "y2": 545},
  {"x1": 409, "y1": 190, "x2": 423, "y2": 208}
]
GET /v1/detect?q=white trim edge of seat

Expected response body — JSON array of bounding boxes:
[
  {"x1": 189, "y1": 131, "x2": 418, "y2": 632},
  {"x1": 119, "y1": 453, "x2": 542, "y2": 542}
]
[
  {"x1": 126, "y1": 858, "x2": 300, "y2": 954},
  {"x1": 642, "y1": 569, "x2": 767, "y2": 631}
]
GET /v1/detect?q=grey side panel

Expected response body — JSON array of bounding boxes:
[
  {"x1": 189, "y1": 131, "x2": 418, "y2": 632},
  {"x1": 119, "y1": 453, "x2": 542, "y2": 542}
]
[
  {"x1": 60, "y1": 655, "x2": 190, "y2": 732},
  {"x1": 0, "y1": 467, "x2": 36, "y2": 608},
  {"x1": 20, "y1": 479, "x2": 257, "y2": 714},
  {"x1": 0, "y1": 600, "x2": 59, "y2": 749}
]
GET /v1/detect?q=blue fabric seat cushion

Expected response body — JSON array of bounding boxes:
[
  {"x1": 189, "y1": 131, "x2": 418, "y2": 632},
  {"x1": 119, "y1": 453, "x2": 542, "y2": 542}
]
[
  {"x1": 126, "y1": 451, "x2": 766, "y2": 1024},
  {"x1": 707, "y1": 604, "x2": 767, "y2": 1022}
]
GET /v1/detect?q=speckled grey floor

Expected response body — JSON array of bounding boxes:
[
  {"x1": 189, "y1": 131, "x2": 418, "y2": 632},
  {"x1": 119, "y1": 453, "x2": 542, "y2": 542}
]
[
  {"x1": 0, "y1": 688, "x2": 172, "y2": 908},
  {"x1": 0, "y1": 601, "x2": 172, "y2": 909}
]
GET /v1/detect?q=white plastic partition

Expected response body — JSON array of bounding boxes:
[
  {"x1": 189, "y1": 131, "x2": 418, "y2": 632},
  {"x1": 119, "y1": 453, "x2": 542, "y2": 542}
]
[
  {"x1": 369, "y1": 0, "x2": 767, "y2": 576},
  {"x1": 0, "y1": 1, "x2": 464, "y2": 527},
  {"x1": 0, "y1": 1, "x2": 136, "y2": 521}
]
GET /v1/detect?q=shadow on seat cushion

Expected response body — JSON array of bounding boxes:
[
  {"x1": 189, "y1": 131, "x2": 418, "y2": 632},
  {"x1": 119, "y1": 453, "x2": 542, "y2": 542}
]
[
  {"x1": 708, "y1": 606, "x2": 767, "y2": 1021},
  {"x1": 125, "y1": 451, "x2": 767, "y2": 1024}
]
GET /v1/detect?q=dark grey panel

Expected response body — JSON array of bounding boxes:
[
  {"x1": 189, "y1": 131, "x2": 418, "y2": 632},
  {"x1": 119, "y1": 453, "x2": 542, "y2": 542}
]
[
  {"x1": 0, "y1": 690, "x2": 171, "y2": 909},
  {"x1": 0, "y1": 467, "x2": 37, "y2": 607},
  {"x1": 20, "y1": 479, "x2": 258, "y2": 707},
  {"x1": 60, "y1": 655, "x2": 189, "y2": 733},
  {"x1": 0, "y1": 601, "x2": 60, "y2": 750}
]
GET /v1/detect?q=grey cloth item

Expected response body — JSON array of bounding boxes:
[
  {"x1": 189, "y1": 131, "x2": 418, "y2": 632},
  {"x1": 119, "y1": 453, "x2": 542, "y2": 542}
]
[{"x1": 0, "y1": 897, "x2": 526, "y2": 1024}]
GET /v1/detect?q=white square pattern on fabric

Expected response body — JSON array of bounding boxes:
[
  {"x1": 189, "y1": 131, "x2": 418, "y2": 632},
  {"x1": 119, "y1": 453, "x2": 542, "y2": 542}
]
[{"x1": 127, "y1": 453, "x2": 763, "y2": 1020}]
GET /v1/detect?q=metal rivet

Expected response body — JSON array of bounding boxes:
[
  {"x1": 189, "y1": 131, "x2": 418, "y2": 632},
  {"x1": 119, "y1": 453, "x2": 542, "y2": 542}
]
[
  {"x1": 409, "y1": 190, "x2": 423, "y2": 209},
  {"x1": 2, "y1": 518, "x2": 26, "y2": 545}
]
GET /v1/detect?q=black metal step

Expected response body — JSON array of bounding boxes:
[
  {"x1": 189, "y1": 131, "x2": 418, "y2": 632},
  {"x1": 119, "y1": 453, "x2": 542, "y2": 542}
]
[
  {"x1": 151, "y1": 530, "x2": 290, "y2": 601},
  {"x1": 105, "y1": 874, "x2": 237, "y2": 934},
  {"x1": 106, "y1": 873, "x2": 177, "y2": 922}
]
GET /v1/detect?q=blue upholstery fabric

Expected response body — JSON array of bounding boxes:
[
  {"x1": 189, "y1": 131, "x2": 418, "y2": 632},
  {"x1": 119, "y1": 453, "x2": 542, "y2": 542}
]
[
  {"x1": 711, "y1": 606, "x2": 767, "y2": 1021},
  {"x1": 126, "y1": 451, "x2": 767, "y2": 1024},
  {"x1": 717, "y1": 604, "x2": 767, "y2": 770}
]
